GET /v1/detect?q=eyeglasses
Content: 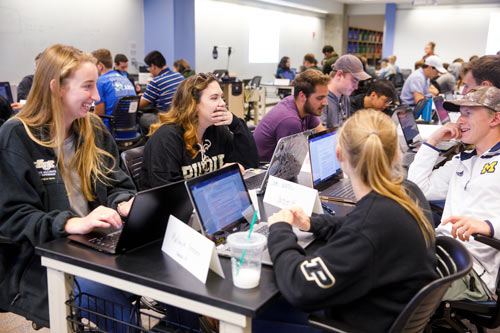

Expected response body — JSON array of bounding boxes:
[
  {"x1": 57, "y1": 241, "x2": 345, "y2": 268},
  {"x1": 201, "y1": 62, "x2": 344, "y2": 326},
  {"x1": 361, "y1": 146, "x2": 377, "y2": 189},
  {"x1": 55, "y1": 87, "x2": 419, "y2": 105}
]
[{"x1": 193, "y1": 72, "x2": 214, "y2": 86}]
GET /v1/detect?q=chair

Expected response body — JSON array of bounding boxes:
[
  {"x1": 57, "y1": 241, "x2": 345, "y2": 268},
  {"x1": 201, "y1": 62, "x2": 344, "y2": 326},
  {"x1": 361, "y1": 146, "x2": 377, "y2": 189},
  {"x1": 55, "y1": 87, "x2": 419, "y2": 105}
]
[
  {"x1": 388, "y1": 72, "x2": 405, "y2": 88},
  {"x1": 431, "y1": 234, "x2": 500, "y2": 332},
  {"x1": 308, "y1": 236, "x2": 473, "y2": 333},
  {"x1": 120, "y1": 145, "x2": 144, "y2": 191},
  {"x1": 99, "y1": 96, "x2": 145, "y2": 152}
]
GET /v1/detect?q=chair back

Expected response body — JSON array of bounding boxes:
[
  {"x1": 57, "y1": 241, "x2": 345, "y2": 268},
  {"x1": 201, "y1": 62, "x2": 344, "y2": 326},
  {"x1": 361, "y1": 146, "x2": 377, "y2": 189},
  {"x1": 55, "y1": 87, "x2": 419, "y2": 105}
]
[
  {"x1": 250, "y1": 76, "x2": 262, "y2": 88},
  {"x1": 120, "y1": 145, "x2": 144, "y2": 190},
  {"x1": 389, "y1": 236, "x2": 473, "y2": 332},
  {"x1": 388, "y1": 72, "x2": 405, "y2": 88},
  {"x1": 112, "y1": 95, "x2": 140, "y2": 139}
]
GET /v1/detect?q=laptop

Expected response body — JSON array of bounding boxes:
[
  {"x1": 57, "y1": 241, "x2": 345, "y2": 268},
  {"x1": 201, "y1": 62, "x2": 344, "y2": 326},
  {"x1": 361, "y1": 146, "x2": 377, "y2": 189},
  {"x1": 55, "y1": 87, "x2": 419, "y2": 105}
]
[
  {"x1": 434, "y1": 96, "x2": 450, "y2": 125},
  {"x1": 68, "y1": 180, "x2": 193, "y2": 254},
  {"x1": 185, "y1": 164, "x2": 315, "y2": 266},
  {"x1": 308, "y1": 129, "x2": 356, "y2": 204},
  {"x1": 244, "y1": 129, "x2": 313, "y2": 194},
  {"x1": 397, "y1": 109, "x2": 456, "y2": 152},
  {"x1": 0, "y1": 82, "x2": 13, "y2": 104}
]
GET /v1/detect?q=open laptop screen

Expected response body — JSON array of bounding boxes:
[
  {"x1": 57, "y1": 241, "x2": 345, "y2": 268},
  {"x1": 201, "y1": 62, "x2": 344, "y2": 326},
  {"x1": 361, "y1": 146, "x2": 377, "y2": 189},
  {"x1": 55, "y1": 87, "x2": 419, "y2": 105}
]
[
  {"x1": 0, "y1": 82, "x2": 13, "y2": 104},
  {"x1": 434, "y1": 96, "x2": 450, "y2": 124},
  {"x1": 189, "y1": 167, "x2": 252, "y2": 236},
  {"x1": 398, "y1": 110, "x2": 419, "y2": 144},
  {"x1": 309, "y1": 130, "x2": 342, "y2": 187}
]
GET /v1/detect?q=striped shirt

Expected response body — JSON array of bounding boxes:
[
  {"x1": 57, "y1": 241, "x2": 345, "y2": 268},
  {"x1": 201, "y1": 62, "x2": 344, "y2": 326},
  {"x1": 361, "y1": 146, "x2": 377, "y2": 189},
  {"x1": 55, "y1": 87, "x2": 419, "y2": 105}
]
[{"x1": 142, "y1": 68, "x2": 184, "y2": 111}]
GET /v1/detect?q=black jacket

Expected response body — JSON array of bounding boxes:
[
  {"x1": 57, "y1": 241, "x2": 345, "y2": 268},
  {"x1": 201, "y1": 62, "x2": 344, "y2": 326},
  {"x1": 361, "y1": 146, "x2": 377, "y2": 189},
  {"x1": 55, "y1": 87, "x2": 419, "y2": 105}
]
[
  {"x1": 0, "y1": 117, "x2": 136, "y2": 326},
  {"x1": 16, "y1": 74, "x2": 34, "y2": 102},
  {"x1": 140, "y1": 115, "x2": 259, "y2": 189},
  {"x1": 268, "y1": 181, "x2": 437, "y2": 332}
]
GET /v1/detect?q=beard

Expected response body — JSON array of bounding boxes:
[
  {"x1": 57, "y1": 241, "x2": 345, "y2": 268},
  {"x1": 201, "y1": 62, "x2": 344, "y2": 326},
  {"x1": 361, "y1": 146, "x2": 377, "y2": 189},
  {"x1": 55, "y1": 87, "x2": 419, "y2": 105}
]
[{"x1": 304, "y1": 99, "x2": 323, "y2": 117}]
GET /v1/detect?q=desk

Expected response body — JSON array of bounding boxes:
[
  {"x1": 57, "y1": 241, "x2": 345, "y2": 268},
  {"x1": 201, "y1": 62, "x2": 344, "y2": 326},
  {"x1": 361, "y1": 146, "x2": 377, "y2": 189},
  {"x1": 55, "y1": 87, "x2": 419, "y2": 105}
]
[{"x1": 36, "y1": 239, "x2": 280, "y2": 332}]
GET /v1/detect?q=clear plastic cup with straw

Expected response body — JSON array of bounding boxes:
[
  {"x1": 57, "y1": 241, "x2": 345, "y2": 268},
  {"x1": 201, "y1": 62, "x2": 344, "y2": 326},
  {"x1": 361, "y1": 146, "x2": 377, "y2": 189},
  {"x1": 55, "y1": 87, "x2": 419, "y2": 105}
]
[{"x1": 227, "y1": 231, "x2": 266, "y2": 289}]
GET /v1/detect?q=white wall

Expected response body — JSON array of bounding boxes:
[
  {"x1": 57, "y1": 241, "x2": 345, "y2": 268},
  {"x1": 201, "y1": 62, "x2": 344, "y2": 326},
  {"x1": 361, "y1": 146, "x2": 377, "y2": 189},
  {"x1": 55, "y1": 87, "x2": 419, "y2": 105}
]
[
  {"x1": 195, "y1": 0, "x2": 326, "y2": 82},
  {"x1": 0, "y1": 0, "x2": 145, "y2": 87},
  {"x1": 393, "y1": 4, "x2": 500, "y2": 70}
]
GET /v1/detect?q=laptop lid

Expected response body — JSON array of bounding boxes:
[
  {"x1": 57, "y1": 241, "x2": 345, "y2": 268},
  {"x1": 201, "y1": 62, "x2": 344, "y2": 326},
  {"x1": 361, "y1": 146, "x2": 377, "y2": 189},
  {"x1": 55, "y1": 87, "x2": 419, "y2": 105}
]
[
  {"x1": 434, "y1": 96, "x2": 450, "y2": 124},
  {"x1": 0, "y1": 82, "x2": 13, "y2": 104},
  {"x1": 185, "y1": 164, "x2": 255, "y2": 242},
  {"x1": 397, "y1": 109, "x2": 420, "y2": 146},
  {"x1": 308, "y1": 129, "x2": 342, "y2": 191}
]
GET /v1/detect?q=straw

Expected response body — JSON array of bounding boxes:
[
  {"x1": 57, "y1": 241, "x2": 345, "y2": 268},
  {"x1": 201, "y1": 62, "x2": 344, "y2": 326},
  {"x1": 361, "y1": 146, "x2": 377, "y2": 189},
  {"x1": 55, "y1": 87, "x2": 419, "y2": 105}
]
[{"x1": 236, "y1": 210, "x2": 258, "y2": 275}]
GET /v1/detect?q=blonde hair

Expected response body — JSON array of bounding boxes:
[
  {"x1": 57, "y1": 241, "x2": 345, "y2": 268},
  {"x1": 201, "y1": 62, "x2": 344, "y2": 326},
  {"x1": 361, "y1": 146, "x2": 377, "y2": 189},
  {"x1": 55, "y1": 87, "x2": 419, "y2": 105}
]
[
  {"x1": 338, "y1": 110, "x2": 435, "y2": 246},
  {"x1": 16, "y1": 44, "x2": 116, "y2": 202},
  {"x1": 148, "y1": 73, "x2": 217, "y2": 158}
]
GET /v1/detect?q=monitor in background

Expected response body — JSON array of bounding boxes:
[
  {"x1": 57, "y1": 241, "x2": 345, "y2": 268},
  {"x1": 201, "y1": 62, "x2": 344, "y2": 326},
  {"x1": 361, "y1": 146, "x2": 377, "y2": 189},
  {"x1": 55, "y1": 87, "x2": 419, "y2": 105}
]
[
  {"x1": 308, "y1": 130, "x2": 342, "y2": 188},
  {"x1": 0, "y1": 82, "x2": 13, "y2": 104},
  {"x1": 398, "y1": 109, "x2": 420, "y2": 145}
]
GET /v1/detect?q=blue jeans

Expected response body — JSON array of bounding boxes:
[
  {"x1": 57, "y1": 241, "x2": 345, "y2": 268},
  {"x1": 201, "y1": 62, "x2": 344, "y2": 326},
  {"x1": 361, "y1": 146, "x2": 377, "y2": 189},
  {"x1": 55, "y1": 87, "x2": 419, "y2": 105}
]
[{"x1": 75, "y1": 277, "x2": 138, "y2": 333}]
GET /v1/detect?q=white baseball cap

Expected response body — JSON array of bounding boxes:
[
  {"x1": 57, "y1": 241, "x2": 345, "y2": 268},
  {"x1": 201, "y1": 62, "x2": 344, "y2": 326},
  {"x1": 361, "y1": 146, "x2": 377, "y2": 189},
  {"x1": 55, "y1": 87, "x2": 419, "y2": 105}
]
[{"x1": 425, "y1": 55, "x2": 446, "y2": 74}]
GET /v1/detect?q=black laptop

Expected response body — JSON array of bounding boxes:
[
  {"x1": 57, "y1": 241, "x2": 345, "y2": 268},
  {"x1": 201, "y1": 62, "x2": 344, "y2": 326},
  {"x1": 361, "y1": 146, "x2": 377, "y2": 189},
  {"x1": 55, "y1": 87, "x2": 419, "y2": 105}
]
[
  {"x1": 0, "y1": 82, "x2": 13, "y2": 104},
  {"x1": 68, "y1": 180, "x2": 193, "y2": 254},
  {"x1": 308, "y1": 129, "x2": 356, "y2": 204}
]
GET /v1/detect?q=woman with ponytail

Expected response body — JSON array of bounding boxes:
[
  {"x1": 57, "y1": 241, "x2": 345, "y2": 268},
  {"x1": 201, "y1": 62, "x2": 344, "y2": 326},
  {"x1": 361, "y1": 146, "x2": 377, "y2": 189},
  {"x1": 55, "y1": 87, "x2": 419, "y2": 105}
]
[
  {"x1": 140, "y1": 72, "x2": 258, "y2": 189},
  {"x1": 265, "y1": 109, "x2": 437, "y2": 332}
]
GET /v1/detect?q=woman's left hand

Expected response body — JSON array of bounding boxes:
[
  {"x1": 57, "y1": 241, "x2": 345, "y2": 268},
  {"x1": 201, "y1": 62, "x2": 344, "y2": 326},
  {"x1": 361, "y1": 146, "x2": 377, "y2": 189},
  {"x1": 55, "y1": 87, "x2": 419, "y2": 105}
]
[
  {"x1": 268, "y1": 208, "x2": 294, "y2": 226},
  {"x1": 117, "y1": 197, "x2": 135, "y2": 217},
  {"x1": 212, "y1": 105, "x2": 233, "y2": 126}
]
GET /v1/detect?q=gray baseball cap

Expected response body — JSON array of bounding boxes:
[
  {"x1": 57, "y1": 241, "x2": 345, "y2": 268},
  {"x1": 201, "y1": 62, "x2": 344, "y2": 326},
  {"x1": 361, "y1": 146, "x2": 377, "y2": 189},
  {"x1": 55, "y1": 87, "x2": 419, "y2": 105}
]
[
  {"x1": 332, "y1": 55, "x2": 371, "y2": 81},
  {"x1": 443, "y1": 86, "x2": 500, "y2": 113}
]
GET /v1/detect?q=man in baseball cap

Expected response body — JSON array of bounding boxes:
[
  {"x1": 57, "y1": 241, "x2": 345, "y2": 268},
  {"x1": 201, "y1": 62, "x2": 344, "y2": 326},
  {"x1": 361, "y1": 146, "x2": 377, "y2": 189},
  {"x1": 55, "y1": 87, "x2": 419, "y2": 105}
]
[
  {"x1": 408, "y1": 86, "x2": 500, "y2": 302},
  {"x1": 400, "y1": 55, "x2": 443, "y2": 105},
  {"x1": 320, "y1": 54, "x2": 371, "y2": 128}
]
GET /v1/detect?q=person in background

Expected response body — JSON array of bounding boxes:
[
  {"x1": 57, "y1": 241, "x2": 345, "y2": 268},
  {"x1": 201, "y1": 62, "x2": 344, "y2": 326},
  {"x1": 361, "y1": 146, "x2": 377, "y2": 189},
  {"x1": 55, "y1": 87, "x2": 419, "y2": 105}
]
[
  {"x1": 173, "y1": 58, "x2": 196, "y2": 78},
  {"x1": 16, "y1": 52, "x2": 42, "y2": 103},
  {"x1": 414, "y1": 59, "x2": 425, "y2": 71},
  {"x1": 91, "y1": 49, "x2": 136, "y2": 131},
  {"x1": 436, "y1": 66, "x2": 457, "y2": 99},
  {"x1": 447, "y1": 58, "x2": 464, "y2": 81},
  {"x1": 140, "y1": 72, "x2": 258, "y2": 188},
  {"x1": 301, "y1": 53, "x2": 320, "y2": 72},
  {"x1": 114, "y1": 53, "x2": 141, "y2": 93},
  {"x1": 408, "y1": 86, "x2": 500, "y2": 301},
  {"x1": 253, "y1": 69, "x2": 328, "y2": 162},
  {"x1": 461, "y1": 55, "x2": 500, "y2": 94},
  {"x1": 469, "y1": 55, "x2": 479, "y2": 62},
  {"x1": 322, "y1": 45, "x2": 339, "y2": 76},
  {"x1": 400, "y1": 55, "x2": 443, "y2": 105},
  {"x1": 350, "y1": 80, "x2": 397, "y2": 116},
  {"x1": 388, "y1": 55, "x2": 400, "y2": 73},
  {"x1": 264, "y1": 109, "x2": 436, "y2": 332},
  {"x1": 321, "y1": 55, "x2": 371, "y2": 129},
  {"x1": 0, "y1": 44, "x2": 136, "y2": 330},
  {"x1": 276, "y1": 56, "x2": 296, "y2": 81},
  {"x1": 423, "y1": 41, "x2": 436, "y2": 60},
  {"x1": 358, "y1": 56, "x2": 376, "y2": 78},
  {"x1": 377, "y1": 58, "x2": 397, "y2": 80}
]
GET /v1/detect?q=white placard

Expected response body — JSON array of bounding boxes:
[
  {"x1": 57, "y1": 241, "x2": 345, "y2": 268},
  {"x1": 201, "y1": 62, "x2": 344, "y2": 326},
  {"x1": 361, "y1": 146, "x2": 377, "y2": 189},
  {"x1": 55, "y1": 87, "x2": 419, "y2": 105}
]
[
  {"x1": 128, "y1": 100, "x2": 138, "y2": 113},
  {"x1": 263, "y1": 176, "x2": 322, "y2": 216},
  {"x1": 162, "y1": 215, "x2": 225, "y2": 284}
]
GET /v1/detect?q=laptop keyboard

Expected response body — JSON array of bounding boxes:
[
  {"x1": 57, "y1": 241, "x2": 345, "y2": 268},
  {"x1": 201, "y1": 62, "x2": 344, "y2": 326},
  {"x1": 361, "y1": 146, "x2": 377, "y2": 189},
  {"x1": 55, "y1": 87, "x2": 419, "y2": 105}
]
[
  {"x1": 245, "y1": 172, "x2": 266, "y2": 190},
  {"x1": 322, "y1": 183, "x2": 356, "y2": 202},
  {"x1": 89, "y1": 230, "x2": 122, "y2": 250},
  {"x1": 254, "y1": 224, "x2": 270, "y2": 237}
]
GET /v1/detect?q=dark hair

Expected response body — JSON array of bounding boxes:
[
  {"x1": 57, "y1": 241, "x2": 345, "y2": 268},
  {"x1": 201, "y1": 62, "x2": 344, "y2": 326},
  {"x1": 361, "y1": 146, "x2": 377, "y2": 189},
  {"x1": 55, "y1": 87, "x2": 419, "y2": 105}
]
[
  {"x1": 303, "y1": 53, "x2": 317, "y2": 65},
  {"x1": 278, "y1": 56, "x2": 290, "y2": 71},
  {"x1": 114, "y1": 53, "x2": 128, "y2": 65},
  {"x1": 366, "y1": 80, "x2": 397, "y2": 101},
  {"x1": 91, "y1": 48, "x2": 113, "y2": 68},
  {"x1": 293, "y1": 69, "x2": 329, "y2": 99},
  {"x1": 173, "y1": 59, "x2": 190, "y2": 73},
  {"x1": 322, "y1": 45, "x2": 334, "y2": 54},
  {"x1": 144, "y1": 50, "x2": 166, "y2": 68},
  {"x1": 469, "y1": 55, "x2": 500, "y2": 89}
]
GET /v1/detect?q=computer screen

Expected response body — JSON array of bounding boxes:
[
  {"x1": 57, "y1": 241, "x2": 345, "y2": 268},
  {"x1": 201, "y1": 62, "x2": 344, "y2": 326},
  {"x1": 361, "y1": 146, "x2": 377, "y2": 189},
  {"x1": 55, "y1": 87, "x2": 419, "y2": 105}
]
[
  {"x1": 398, "y1": 110, "x2": 419, "y2": 143},
  {"x1": 0, "y1": 82, "x2": 13, "y2": 104},
  {"x1": 189, "y1": 168, "x2": 252, "y2": 235},
  {"x1": 309, "y1": 130, "x2": 342, "y2": 187},
  {"x1": 434, "y1": 97, "x2": 450, "y2": 124}
]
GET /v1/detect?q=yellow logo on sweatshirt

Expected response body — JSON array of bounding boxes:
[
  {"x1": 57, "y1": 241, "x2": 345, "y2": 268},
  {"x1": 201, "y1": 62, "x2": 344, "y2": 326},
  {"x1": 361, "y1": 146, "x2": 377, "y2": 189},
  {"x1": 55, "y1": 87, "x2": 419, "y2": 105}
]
[{"x1": 481, "y1": 161, "x2": 497, "y2": 174}]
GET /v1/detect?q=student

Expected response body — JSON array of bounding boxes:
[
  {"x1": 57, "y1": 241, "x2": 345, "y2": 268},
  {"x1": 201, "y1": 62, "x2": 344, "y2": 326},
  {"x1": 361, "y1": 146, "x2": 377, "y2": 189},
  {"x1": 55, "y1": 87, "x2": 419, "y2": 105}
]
[
  {"x1": 408, "y1": 86, "x2": 500, "y2": 301},
  {"x1": 266, "y1": 109, "x2": 437, "y2": 332},
  {"x1": 350, "y1": 80, "x2": 397, "y2": 115},
  {"x1": 17, "y1": 52, "x2": 42, "y2": 102},
  {"x1": 253, "y1": 69, "x2": 328, "y2": 162},
  {"x1": 0, "y1": 44, "x2": 136, "y2": 328},
  {"x1": 276, "y1": 56, "x2": 296, "y2": 81},
  {"x1": 377, "y1": 58, "x2": 396, "y2": 79},
  {"x1": 91, "y1": 48, "x2": 136, "y2": 130},
  {"x1": 400, "y1": 55, "x2": 443, "y2": 105},
  {"x1": 422, "y1": 41, "x2": 436, "y2": 60},
  {"x1": 388, "y1": 55, "x2": 400, "y2": 74},
  {"x1": 140, "y1": 72, "x2": 258, "y2": 189},
  {"x1": 301, "y1": 53, "x2": 320, "y2": 72},
  {"x1": 173, "y1": 58, "x2": 196, "y2": 78},
  {"x1": 462, "y1": 55, "x2": 500, "y2": 94},
  {"x1": 114, "y1": 53, "x2": 141, "y2": 93},
  {"x1": 321, "y1": 55, "x2": 371, "y2": 129},
  {"x1": 321, "y1": 45, "x2": 339, "y2": 76}
]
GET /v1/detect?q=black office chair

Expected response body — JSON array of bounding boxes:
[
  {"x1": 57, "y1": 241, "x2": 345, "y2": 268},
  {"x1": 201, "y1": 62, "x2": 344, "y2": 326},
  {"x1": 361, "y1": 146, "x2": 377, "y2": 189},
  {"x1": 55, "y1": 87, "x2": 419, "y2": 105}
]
[
  {"x1": 308, "y1": 236, "x2": 473, "y2": 333},
  {"x1": 120, "y1": 145, "x2": 144, "y2": 191},
  {"x1": 250, "y1": 75, "x2": 262, "y2": 89},
  {"x1": 99, "y1": 96, "x2": 145, "y2": 152},
  {"x1": 387, "y1": 72, "x2": 405, "y2": 89},
  {"x1": 431, "y1": 234, "x2": 500, "y2": 332}
]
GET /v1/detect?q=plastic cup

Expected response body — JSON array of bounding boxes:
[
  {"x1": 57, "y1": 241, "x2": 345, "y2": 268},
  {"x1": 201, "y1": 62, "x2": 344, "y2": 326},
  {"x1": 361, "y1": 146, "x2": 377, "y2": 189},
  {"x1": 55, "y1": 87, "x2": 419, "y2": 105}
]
[{"x1": 227, "y1": 232, "x2": 267, "y2": 289}]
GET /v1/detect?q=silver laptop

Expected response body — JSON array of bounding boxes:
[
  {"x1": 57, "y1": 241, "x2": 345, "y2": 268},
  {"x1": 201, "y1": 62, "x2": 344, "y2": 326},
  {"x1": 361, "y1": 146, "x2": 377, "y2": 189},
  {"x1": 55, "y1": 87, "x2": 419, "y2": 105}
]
[
  {"x1": 244, "y1": 129, "x2": 314, "y2": 194},
  {"x1": 308, "y1": 129, "x2": 356, "y2": 204},
  {"x1": 185, "y1": 164, "x2": 315, "y2": 266}
]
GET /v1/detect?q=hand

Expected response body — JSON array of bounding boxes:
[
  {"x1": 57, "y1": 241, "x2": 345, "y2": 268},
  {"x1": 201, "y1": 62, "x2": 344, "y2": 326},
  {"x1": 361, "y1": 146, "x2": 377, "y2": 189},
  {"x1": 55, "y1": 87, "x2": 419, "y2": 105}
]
[
  {"x1": 10, "y1": 102, "x2": 23, "y2": 110},
  {"x1": 212, "y1": 105, "x2": 233, "y2": 126},
  {"x1": 65, "y1": 205, "x2": 123, "y2": 234},
  {"x1": 289, "y1": 206, "x2": 311, "y2": 231},
  {"x1": 442, "y1": 216, "x2": 492, "y2": 242},
  {"x1": 117, "y1": 197, "x2": 135, "y2": 217},
  {"x1": 427, "y1": 122, "x2": 461, "y2": 147},
  {"x1": 268, "y1": 208, "x2": 294, "y2": 226}
]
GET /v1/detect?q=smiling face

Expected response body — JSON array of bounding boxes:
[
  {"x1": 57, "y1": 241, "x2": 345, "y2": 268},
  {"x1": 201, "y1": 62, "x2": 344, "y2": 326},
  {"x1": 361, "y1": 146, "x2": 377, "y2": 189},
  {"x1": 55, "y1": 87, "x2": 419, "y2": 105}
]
[
  {"x1": 197, "y1": 81, "x2": 225, "y2": 127},
  {"x1": 60, "y1": 62, "x2": 99, "y2": 124},
  {"x1": 457, "y1": 106, "x2": 497, "y2": 146}
]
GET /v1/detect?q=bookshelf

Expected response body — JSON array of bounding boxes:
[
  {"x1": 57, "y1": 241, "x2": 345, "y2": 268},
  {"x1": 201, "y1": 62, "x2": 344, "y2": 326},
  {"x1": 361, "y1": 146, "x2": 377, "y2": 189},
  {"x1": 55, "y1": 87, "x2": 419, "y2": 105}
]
[{"x1": 347, "y1": 26, "x2": 383, "y2": 68}]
